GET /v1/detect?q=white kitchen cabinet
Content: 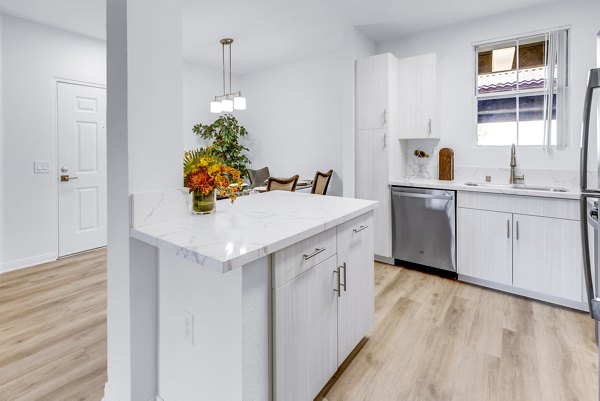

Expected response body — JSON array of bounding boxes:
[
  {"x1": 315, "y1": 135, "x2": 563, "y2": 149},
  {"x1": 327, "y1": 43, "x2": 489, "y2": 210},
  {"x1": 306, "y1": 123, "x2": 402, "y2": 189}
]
[
  {"x1": 512, "y1": 214, "x2": 583, "y2": 302},
  {"x1": 457, "y1": 208, "x2": 513, "y2": 285},
  {"x1": 355, "y1": 53, "x2": 396, "y2": 130},
  {"x1": 456, "y1": 191, "x2": 585, "y2": 310},
  {"x1": 398, "y1": 53, "x2": 439, "y2": 139},
  {"x1": 273, "y1": 212, "x2": 375, "y2": 401},
  {"x1": 274, "y1": 255, "x2": 338, "y2": 401},
  {"x1": 336, "y1": 212, "x2": 375, "y2": 365},
  {"x1": 356, "y1": 129, "x2": 391, "y2": 258}
]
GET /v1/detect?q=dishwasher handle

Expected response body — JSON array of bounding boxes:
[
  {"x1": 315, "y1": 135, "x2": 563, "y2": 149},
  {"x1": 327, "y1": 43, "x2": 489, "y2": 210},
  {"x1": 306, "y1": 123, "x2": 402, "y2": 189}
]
[{"x1": 391, "y1": 190, "x2": 453, "y2": 201}]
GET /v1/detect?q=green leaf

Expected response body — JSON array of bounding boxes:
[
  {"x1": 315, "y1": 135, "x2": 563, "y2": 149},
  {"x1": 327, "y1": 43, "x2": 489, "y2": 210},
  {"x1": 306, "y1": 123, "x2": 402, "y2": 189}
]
[{"x1": 191, "y1": 114, "x2": 251, "y2": 178}]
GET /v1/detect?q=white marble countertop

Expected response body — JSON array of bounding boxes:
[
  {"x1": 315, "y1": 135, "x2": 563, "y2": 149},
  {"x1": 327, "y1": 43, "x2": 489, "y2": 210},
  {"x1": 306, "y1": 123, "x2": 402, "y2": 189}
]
[
  {"x1": 131, "y1": 191, "x2": 378, "y2": 273},
  {"x1": 389, "y1": 178, "x2": 581, "y2": 200}
]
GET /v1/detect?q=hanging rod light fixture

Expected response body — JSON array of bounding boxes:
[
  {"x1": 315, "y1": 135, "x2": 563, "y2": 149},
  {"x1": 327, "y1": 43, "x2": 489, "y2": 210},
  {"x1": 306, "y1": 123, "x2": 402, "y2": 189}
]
[{"x1": 210, "y1": 38, "x2": 246, "y2": 113}]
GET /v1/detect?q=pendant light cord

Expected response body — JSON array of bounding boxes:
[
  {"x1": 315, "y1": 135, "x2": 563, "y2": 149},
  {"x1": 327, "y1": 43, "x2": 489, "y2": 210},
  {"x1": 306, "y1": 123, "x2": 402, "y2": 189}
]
[
  {"x1": 222, "y1": 42, "x2": 226, "y2": 96},
  {"x1": 229, "y1": 43, "x2": 232, "y2": 95}
]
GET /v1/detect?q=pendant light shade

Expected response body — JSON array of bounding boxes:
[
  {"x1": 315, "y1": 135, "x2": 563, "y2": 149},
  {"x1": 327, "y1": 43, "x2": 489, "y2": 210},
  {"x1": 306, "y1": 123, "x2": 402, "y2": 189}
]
[
  {"x1": 221, "y1": 99, "x2": 234, "y2": 112},
  {"x1": 210, "y1": 101, "x2": 223, "y2": 113},
  {"x1": 233, "y1": 96, "x2": 246, "y2": 110},
  {"x1": 209, "y1": 38, "x2": 246, "y2": 114}
]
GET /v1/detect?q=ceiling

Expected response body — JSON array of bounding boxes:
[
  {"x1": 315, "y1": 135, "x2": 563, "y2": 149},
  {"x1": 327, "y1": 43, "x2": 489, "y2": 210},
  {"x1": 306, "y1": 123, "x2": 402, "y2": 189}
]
[
  {"x1": 0, "y1": 0, "x2": 566, "y2": 74},
  {"x1": 0, "y1": 0, "x2": 106, "y2": 39}
]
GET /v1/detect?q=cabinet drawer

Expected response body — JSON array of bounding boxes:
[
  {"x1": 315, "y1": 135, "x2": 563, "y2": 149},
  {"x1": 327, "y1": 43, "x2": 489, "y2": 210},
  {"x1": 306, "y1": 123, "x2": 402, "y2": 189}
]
[
  {"x1": 457, "y1": 191, "x2": 579, "y2": 220},
  {"x1": 337, "y1": 212, "x2": 374, "y2": 251},
  {"x1": 273, "y1": 228, "x2": 337, "y2": 289}
]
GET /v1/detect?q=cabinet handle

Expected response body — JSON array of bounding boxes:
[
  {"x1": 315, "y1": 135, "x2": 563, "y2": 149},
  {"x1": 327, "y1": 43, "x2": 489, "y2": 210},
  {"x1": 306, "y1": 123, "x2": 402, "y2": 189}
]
[
  {"x1": 333, "y1": 266, "x2": 341, "y2": 297},
  {"x1": 303, "y1": 248, "x2": 325, "y2": 260},
  {"x1": 383, "y1": 108, "x2": 387, "y2": 126},
  {"x1": 340, "y1": 262, "x2": 347, "y2": 292},
  {"x1": 353, "y1": 225, "x2": 368, "y2": 234},
  {"x1": 516, "y1": 221, "x2": 519, "y2": 240},
  {"x1": 507, "y1": 220, "x2": 510, "y2": 238},
  {"x1": 428, "y1": 118, "x2": 432, "y2": 136},
  {"x1": 383, "y1": 133, "x2": 387, "y2": 149}
]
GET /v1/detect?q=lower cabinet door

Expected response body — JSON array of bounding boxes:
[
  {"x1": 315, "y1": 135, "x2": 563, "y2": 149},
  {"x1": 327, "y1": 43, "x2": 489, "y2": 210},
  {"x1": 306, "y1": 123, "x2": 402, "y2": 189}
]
[
  {"x1": 337, "y1": 212, "x2": 375, "y2": 365},
  {"x1": 457, "y1": 208, "x2": 513, "y2": 285},
  {"x1": 274, "y1": 256, "x2": 338, "y2": 401},
  {"x1": 512, "y1": 214, "x2": 583, "y2": 302}
]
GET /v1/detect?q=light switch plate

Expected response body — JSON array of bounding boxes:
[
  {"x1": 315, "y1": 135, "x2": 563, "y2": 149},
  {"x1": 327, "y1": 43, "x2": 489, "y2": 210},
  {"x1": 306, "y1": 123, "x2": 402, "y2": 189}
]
[{"x1": 34, "y1": 161, "x2": 50, "y2": 174}]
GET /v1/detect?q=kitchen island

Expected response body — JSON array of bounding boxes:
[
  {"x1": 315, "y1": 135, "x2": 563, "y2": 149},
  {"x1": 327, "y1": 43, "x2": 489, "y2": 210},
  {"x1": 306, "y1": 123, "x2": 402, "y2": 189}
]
[{"x1": 130, "y1": 190, "x2": 377, "y2": 401}]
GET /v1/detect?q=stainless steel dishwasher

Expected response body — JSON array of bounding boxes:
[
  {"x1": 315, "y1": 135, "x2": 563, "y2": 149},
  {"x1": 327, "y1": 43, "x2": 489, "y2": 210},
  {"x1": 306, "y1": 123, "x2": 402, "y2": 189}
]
[{"x1": 391, "y1": 186, "x2": 456, "y2": 272}]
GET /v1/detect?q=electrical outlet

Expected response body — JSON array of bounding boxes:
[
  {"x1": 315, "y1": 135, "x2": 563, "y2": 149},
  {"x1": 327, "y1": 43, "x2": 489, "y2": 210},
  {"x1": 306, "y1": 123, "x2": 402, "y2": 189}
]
[
  {"x1": 34, "y1": 161, "x2": 50, "y2": 174},
  {"x1": 183, "y1": 310, "x2": 194, "y2": 345}
]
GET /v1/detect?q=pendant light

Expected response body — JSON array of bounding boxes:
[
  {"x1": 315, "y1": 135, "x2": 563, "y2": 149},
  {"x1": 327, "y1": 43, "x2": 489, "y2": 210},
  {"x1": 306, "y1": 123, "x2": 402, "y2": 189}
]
[{"x1": 211, "y1": 38, "x2": 246, "y2": 113}]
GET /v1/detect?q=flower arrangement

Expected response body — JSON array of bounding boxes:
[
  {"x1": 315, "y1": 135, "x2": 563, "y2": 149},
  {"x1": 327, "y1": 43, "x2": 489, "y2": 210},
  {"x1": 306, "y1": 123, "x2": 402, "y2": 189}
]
[{"x1": 184, "y1": 147, "x2": 243, "y2": 213}]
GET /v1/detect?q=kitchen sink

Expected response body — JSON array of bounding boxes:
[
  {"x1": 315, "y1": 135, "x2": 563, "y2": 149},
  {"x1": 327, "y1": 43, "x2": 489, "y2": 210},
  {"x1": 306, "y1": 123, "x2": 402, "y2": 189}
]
[{"x1": 464, "y1": 181, "x2": 568, "y2": 192}]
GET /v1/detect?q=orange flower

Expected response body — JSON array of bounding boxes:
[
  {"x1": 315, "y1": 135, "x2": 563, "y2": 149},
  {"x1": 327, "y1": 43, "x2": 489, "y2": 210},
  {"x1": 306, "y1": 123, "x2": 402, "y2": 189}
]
[{"x1": 184, "y1": 149, "x2": 245, "y2": 203}]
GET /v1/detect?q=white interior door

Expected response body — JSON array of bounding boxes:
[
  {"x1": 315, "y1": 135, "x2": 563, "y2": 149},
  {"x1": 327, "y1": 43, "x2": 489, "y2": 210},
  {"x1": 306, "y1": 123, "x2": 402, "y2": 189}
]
[{"x1": 57, "y1": 82, "x2": 107, "y2": 257}]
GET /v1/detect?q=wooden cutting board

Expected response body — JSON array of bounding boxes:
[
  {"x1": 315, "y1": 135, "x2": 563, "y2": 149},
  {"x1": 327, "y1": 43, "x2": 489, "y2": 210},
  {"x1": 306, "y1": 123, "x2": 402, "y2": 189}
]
[{"x1": 438, "y1": 148, "x2": 454, "y2": 181}]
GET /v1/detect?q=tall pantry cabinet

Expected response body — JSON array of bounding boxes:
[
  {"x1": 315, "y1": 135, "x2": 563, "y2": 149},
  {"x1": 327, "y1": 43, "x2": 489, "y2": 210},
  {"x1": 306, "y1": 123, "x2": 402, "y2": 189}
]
[{"x1": 355, "y1": 53, "x2": 399, "y2": 259}]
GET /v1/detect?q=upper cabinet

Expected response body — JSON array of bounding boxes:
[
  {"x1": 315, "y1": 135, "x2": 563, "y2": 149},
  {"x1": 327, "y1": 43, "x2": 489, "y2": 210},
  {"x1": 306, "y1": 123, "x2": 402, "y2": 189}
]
[
  {"x1": 398, "y1": 53, "x2": 439, "y2": 139},
  {"x1": 355, "y1": 53, "x2": 397, "y2": 130}
]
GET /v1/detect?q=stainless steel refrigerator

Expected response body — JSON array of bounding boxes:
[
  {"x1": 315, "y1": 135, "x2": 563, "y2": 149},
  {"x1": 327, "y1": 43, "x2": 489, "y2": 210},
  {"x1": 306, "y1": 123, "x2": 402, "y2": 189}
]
[{"x1": 579, "y1": 33, "x2": 600, "y2": 397}]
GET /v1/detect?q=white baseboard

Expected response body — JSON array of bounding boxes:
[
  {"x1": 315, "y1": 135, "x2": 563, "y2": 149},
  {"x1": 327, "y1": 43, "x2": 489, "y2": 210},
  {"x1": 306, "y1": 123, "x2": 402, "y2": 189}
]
[
  {"x1": 0, "y1": 252, "x2": 56, "y2": 274},
  {"x1": 102, "y1": 382, "x2": 161, "y2": 401},
  {"x1": 101, "y1": 382, "x2": 119, "y2": 401}
]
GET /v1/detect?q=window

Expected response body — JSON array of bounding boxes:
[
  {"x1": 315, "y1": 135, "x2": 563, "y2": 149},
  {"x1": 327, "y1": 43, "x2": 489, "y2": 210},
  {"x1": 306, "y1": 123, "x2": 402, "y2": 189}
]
[{"x1": 475, "y1": 30, "x2": 569, "y2": 147}]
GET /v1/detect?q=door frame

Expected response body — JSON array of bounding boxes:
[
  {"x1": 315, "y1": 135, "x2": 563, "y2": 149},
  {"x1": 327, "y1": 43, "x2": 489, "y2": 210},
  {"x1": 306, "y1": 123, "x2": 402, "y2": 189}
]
[{"x1": 53, "y1": 77, "x2": 107, "y2": 258}]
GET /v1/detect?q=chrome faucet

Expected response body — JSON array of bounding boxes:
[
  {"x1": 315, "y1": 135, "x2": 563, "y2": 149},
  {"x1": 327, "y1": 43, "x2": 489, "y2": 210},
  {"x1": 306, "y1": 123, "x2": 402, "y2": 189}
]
[{"x1": 509, "y1": 144, "x2": 525, "y2": 184}]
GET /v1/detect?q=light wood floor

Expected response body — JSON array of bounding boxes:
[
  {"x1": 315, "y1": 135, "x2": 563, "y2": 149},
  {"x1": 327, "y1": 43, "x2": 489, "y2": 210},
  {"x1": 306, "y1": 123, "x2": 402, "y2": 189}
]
[
  {"x1": 0, "y1": 249, "x2": 106, "y2": 401},
  {"x1": 319, "y1": 262, "x2": 599, "y2": 401},
  {"x1": 1, "y1": 254, "x2": 597, "y2": 400}
]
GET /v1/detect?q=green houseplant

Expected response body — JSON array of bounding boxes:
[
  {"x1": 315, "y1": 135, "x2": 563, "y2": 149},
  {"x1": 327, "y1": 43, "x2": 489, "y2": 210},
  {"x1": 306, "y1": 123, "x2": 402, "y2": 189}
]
[{"x1": 192, "y1": 114, "x2": 251, "y2": 179}]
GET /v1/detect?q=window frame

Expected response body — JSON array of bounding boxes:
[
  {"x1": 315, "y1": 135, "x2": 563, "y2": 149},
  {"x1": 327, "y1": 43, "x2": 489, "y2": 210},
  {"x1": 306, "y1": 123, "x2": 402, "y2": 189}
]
[{"x1": 472, "y1": 27, "x2": 570, "y2": 148}]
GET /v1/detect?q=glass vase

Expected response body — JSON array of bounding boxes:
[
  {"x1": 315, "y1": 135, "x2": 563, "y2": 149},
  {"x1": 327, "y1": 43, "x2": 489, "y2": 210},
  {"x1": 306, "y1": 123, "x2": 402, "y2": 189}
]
[{"x1": 192, "y1": 189, "x2": 216, "y2": 215}]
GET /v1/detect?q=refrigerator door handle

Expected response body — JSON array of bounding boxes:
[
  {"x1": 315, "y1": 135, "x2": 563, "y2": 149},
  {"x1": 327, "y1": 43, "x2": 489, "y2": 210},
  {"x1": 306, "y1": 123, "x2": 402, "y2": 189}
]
[
  {"x1": 580, "y1": 68, "x2": 600, "y2": 192},
  {"x1": 581, "y1": 195, "x2": 600, "y2": 320}
]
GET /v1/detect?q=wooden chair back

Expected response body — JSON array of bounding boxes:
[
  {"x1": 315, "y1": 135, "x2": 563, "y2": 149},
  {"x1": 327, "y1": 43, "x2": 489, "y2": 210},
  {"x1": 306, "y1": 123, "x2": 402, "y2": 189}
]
[
  {"x1": 311, "y1": 170, "x2": 333, "y2": 195},
  {"x1": 266, "y1": 175, "x2": 299, "y2": 192}
]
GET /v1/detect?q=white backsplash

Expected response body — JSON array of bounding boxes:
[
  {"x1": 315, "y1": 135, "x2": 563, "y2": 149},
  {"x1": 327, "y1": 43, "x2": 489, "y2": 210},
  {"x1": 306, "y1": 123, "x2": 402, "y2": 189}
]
[
  {"x1": 405, "y1": 139, "x2": 438, "y2": 179},
  {"x1": 402, "y1": 139, "x2": 596, "y2": 191}
]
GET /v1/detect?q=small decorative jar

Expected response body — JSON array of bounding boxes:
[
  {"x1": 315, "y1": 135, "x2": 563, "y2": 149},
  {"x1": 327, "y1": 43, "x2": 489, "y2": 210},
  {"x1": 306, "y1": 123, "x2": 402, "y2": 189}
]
[{"x1": 192, "y1": 189, "x2": 216, "y2": 215}]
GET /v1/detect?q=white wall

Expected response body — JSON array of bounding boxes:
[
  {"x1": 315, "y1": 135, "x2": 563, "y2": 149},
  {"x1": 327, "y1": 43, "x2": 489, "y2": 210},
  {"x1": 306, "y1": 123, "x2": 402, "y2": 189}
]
[
  {"x1": 377, "y1": 0, "x2": 599, "y2": 174},
  {"x1": 236, "y1": 28, "x2": 374, "y2": 197},
  {"x1": 0, "y1": 14, "x2": 4, "y2": 266},
  {"x1": 238, "y1": 52, "x2": 344, "y2": 195},
  {"x1": 0, "y1": 15, "x2": 106, "y2": 271},
  {"x1": 105, "y1": 0, "x2": 183, "y2": 398}
]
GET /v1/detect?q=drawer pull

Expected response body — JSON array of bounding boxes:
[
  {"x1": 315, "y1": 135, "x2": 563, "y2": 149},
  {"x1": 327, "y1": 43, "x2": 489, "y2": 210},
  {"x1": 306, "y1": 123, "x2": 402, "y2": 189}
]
[
  {"x1": 353, "y1": 225, "x2": 368, "y2": 233},
  {"x1": 303, "y1": 248, "x2": 326, "y2": 260},
  {"x1": 340, "y1": 262, "x2": 347, "y2": 292}
]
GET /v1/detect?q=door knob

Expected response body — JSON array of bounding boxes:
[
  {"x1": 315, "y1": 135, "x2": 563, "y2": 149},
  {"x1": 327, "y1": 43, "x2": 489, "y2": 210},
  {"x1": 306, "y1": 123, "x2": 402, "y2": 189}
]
[{"x1": 60, "y1": 175, "x2": 79, "y2": 182}]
